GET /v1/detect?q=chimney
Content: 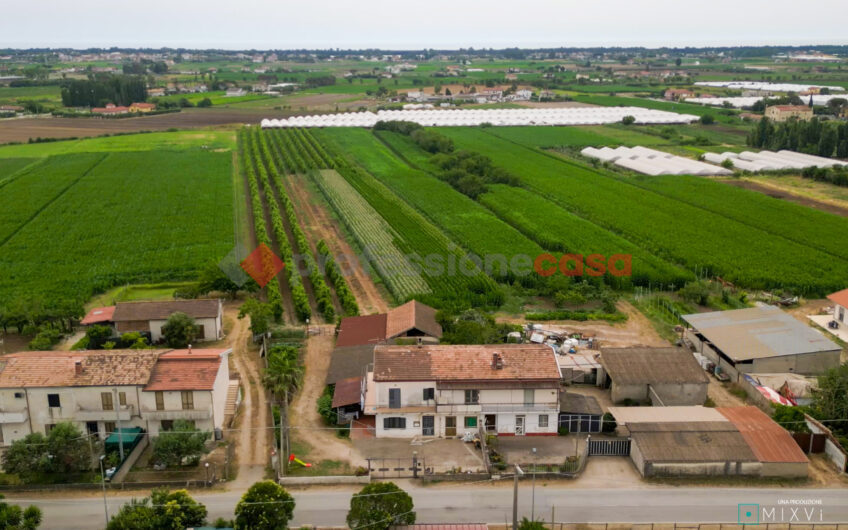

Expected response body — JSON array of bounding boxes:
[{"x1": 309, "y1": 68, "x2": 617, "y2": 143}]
[
  {"x1": 74, "y1": 360, "x2": 83, "y2": 375},
  {"x1": 491, "y1": 353, "x2": 499, "y2": 369},
  {"x1": 417, "y1": 337, "x2": 422, "y2": 348}
]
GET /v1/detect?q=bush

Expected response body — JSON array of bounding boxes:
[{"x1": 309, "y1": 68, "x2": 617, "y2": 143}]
[
  {"x1": 699, "y1": 114, "x2": 716, "y2": 125},
  {"x1": 558, "y1": 426, "x2": 570, "y2": 436},
  {"x1": 621, "y1": 115, "x2": 636, "y2": 125},
  {"x1": 317, "y1": 386, "x2": 335, "y2": 425},
  {"x1": 28, "y1": 327, "x2": 63, "y2": 350},
  {"x1": 602, "y1": 412, "x2": 617, "y2": 433},
  {"x1": 347, "y1": 482, "x2": 415, "y2": 530}
]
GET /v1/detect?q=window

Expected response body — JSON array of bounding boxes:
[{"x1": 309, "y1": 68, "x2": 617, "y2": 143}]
[
  {"x1": 538, "y1": 414, "x2": 549, "y2": 428},
  {"x1": 464, "y1": 416, "x2": 478, "y2": 428},
  {"x1": 464, "y1": 390, "x2": 479, "y2": 404},
  {"x1": 383, "y1": 417, "x2": 406, "y2": 429},
  {"x1": 155, "y1": 391, "x2": 164, "y2": 411},
  {"x1": 524, "y1": 389, "x2": 534, "y2": 406},
  {"x1": 118, "y1": 392, "x2": 127, "y2": 407},
  {"x1": 388, "y1": 388, "x2": 401, "y2": 409},
  {"x1": 14, "y1": 392, "x2": 23, "y2": 399},
  {"x1": 47, "y1": 394, "x2": 60, "y2": 408},
  {"x1": 104, "y1": 422, "x2": 116, "y2": 436},
  {"x1": 101, "y1": 392, "x2": 114, "y2": 411},
  {"x1": 422, "y1": 388, "x2": 435, "y2": 401},
  {"x1": 181, "y1": 391, "x2": 194, "y2": 410},
  {"x1": 161, "y1": 420, "x2": 174, "y2": 431}
]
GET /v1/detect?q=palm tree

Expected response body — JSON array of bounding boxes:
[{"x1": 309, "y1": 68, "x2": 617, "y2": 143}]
[{"x1": 262, "y1": 347, "x2": 303, "y2": 475}]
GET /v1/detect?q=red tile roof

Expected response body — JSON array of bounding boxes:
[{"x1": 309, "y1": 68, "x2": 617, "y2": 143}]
[
  {"x1": 331, "y1": 376, "x2": 361, "y2": 408},
  {"x1": 718, "y1": 406, "x2": 808, "y2": 464},
  {"x1": 81, "y1": 306, "x2": 116, "y2": 325},
  {"x1": 0, "y1": 350, "x2": 164, "y2": 388},
  {"x1": 827, "y1": 288, "x2": 848, "y2": 309},
  {"x1": 144, "y1": 349, "x2": 228, "y2": 391},
  {"x1": 769, "y1": 105, "x2": 811, "y2": 112},
  {"x1": 336, "y1": 313, "x2": 388, "y2": 347},
  {"x1": 92, "y1": 106, "x2": 129, "y2": 114},
  {"x1": 373, "y1": 344, "x2": 560, "y2": 383},
  {"x1": 130, "y1": 102, "x2": 156, "y2": 109}
]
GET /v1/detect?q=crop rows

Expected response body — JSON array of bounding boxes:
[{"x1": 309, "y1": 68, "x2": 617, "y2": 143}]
[
  {"x1": 238, "y1": 130, "x2": 285, "y2": 320},
  {"x1": 309, "y1": 167, "x2": 431, "y2": 300},
  {"x1": 242, "y1": 129, "x2": 312, "y2": 321},
  {"x1": 439, "y1": 128, "x2": 848, "y2": 294},
  {"x1": 317, "y1": 240, "x2": 360, "y2": 317},
  {"x1": 256, "y1": 129, "x2": 337, "y2": 321},
  {"x1": 0, "y1": 150, "x2": 233, "y2": 321}
]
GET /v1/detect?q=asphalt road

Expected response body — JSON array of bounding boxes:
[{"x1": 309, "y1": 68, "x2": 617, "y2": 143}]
[{"x1": 8, "y1": 483, "x2": 848, "y2": 528}]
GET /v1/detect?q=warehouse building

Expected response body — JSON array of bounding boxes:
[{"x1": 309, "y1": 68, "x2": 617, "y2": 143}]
[
  {"x1": 609, "y1": 406, "x2": 808, "y2": 478},
  {"x1": 599, "y1": 347, "x2": 709, "y2": 405},
  {"x1": 683, "y1": 306, "x2": 841, "y2": 382}
]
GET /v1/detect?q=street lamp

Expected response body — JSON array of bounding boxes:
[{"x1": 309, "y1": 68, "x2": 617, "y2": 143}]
[
  {"x1": 99, "y1": 454, "x2": 109, "y2": 526},
  {"x1": 205, "y1": 462, "x2": 210, "y2": 485},
  {"x1": 531, "y1": 447, "x2": 537, "y2": 521}
]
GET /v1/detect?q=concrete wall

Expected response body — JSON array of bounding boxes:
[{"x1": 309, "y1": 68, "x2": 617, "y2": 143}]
[
  {"x1": 759, "y1": 461, "x2": 808, "y2": 478},
  {"x1": 651, "y1": 382, "x2": 708, "y2": 406},
  {"x1": 211, "y1": 353, "x2": 230, "y2": 431},
  {"x1": 646, "y1": 461, "x2": 761, "y2": 477},
  {"x1": 140, "y1": 390, "x2": 214, "y2": 436},
  {"x1": 149, "y1": 316, "x2": 220, "y2": 342},
  {"x1": 610, "y1": 383, "x2": 648, "y2": 404},
  {"x1": 375, "y1": 412, "x2": 429, "y2": 438},
  {"x1": 806, "y1": 414, "x2": 848, "y2": 473}
]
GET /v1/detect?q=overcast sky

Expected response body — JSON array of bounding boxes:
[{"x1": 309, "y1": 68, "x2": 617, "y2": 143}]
[{"x1": 2, "y1": 0, "x2": 846, "y2": 50}]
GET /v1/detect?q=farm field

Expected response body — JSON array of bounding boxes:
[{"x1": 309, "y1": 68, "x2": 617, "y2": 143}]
[
  {"x1": 0, "y1": 148, "x2": 234, "y2": 318},
  {"x1": 571, "y1": 94, "x2": 740, "y2": 122},
  {"x1": 432, "y1": 127, "x2": 848, "y2": 294},
  {"x1": 0, "y1": 157, "x2": 38, "y2": 184},
  {"x1": 0, "y1": 129, "x2": 235, "y2": 157},
  {"x1": 482, "y1": 125, "x2": 672, "y2": 148}
]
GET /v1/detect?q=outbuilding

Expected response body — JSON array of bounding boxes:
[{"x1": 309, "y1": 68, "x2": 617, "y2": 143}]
[
  {"x1": 599, "y1": 347, "x2": 709, "y2": 405},
  {"x1": 112, "y1": 299, "x2": 224, "y2": 343},
  {"x1": 558, "y1": 392, "x2": 603, "y2": 433}
]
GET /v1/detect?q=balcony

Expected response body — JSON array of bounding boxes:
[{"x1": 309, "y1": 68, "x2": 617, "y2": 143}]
[
  {"x1": 75, "y1": 405, "x2": 134, "y2": 422},
  {"x1": 436, "y1": 402, "x2": 558, "y2": 414},
  {"x1": 48, "y1": 406, "x2": 75, "y2": 420},
  {"x1": 0, "y1": 410, "x2": 28, "y2": 424},
  {"x1": 141, "y1": 407, "x2": 212, "y2": 421}
]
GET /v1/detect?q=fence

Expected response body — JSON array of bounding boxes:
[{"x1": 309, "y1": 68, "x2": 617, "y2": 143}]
[
  {"x1": 366, "y1": 456, "x2": 424, "y2": 479},
  {"x1": 587, "y1": 437, "x2": 631, "y2": 456},
  {"x1": 805, "y1": 414, "x2": 848, "y2": 473}
]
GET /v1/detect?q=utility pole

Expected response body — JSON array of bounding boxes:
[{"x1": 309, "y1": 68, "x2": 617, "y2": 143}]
[
  {"x1": 512, "y1": 464, "x2": 524, "y2": 530},
  {"x1": 113, "y1": 388, "x2": 124, "y2": 461},
  {"x1": 99, "y1": 455, "x2": 109, "y2": 526},
  {"x1": 531, "y1": 448, "x2": 537, "y2": 521}
]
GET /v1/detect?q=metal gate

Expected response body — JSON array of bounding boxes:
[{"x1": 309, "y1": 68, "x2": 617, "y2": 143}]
[
  {"x1": 366, "y1": 457, "x2": 424, "y2": 479},
  {"x1": 587, "y1": 437, "x2": 631, "y2": 456}
]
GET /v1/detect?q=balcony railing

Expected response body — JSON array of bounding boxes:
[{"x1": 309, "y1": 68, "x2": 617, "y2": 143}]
[
  {"x1": 439, "y1": 402, "x2": 558, "y2": 414},
  {"x1": 141, "y1": 407, "x2": 212, "y2": 421},
  {"x1": 75, "y1": 405, "x2": 134, "y2": 422}
]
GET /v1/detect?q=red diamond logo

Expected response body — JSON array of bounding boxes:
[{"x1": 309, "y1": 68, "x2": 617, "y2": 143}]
[{"x1": 240, "y1": 243, "x2": 285, "y2": 288}]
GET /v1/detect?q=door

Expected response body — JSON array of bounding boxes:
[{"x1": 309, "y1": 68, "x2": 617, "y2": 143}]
[
  {"x1": 86, "y1": 421, "x2": 99, "y2": 436},
  {"x1": 445, "y1": 416, "x2": 456, "y2": 437},
  {"x1": 515, "y1": 415, "x2": 525, "y2": 436},
  {"x1": 485, "y1": 414, "x2": 497, "y2": 433},
  {"x1": 422, "y1": 415, "x2": 434, "y2": 436}
]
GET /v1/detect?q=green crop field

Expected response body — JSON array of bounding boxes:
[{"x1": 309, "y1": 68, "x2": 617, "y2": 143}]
[
  {"x1": 0, "y1": 149, "x2": 233, "y2": 318},
  {"x1": 0, "y1": 157, "x2": 39, "y2": 185},
  {"x1": 482, "y1": 125, "x2": 671, "y2": 148},
  {"x1": 0, "y1": 130, "x2": 235, "y2": 158}
]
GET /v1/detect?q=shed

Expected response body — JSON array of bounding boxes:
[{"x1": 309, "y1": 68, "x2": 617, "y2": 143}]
[
  {"x1": 331, "y1": 376, "x2": 363, "y2": 424},
  {"x1": 683, "y1": 306, "x2": 841, "y2": 381},
  {"x1": 326, "y1": 344, "x2": 375, "y2": 385},
  {"x1": 599, "y1": 347, "x2": 709, "y2": 406},
  {"x1": 558, "y1": 392, "x2": 603, "y2": 433}
]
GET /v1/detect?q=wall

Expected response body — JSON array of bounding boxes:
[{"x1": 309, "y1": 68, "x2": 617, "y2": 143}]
[
  {"x1": 375, "y1": 412, "x2": 428, "y2": 438},
  {"x1": 140, "y1": 390, "x2": 214, "y2": 436},
  {"x1": 759, "y1": 461, "x2": 809, "y2": 478},
  {"x1": 651, "y1": 382, "x2": 708, "y2": 406},
  {"x1": 211, "y1": 353, "x2": 230, "y2": 430},
  {"x1": 806, "y1": 414, "x2": 848, "y2": 473},
  {"x1": 647, "y1": 461, "x2": 760, "y2": 477},
  {"x1": 148, "y1": 316, "x2": 220, "y2": 342},
  {"x1": 610, "y1": 383, "x2": 648, "y2": 404}
]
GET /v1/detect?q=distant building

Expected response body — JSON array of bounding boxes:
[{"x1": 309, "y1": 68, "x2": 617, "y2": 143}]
[
  {"x1": 111, "y1": 299, "x2": 224, "y2": 343},
  {"x1": 225, "y1": 88, "x2": 247, "y2": 97},
  {"x1": 91, "y1": 103, "x2": 129, "y2": 115},
  {"x1": 129, "y1": 102, "x2": 156, "y2": 113},
  {"x1": 827, "y1": 288, "x2": 848, "y2": 326},
  {"x1": 664, "y1": 88, "x2": 694, "y2": 101},
  {"x1": 683, "y1": 305, "x2": 841, "y2": 381},
  {"x1": 765, "y1": 105, "x2": 814, "y2": 122},
  {"x1": 147, "y1": 88, "x2": 166, "y2": 97}
]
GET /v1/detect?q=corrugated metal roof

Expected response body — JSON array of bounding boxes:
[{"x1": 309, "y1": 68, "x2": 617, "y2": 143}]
[
  {"x1": 600, "y1": 347, "x2": 709, "y2": 385},
  {"x1": 331, "y1": 376, "x2": 361, "y2": 408},
  {"x1": 632, "y1": 430, "x2": 757, "y2": 463},
  {"x1": 718, "y1": 406, "x2": 809, "y2": 464},
  {"x1": 559, "y1": 392, "x2": 603, "y2": 415},
  {"x1": 335, "y1": 314, "x2": 387, "y2": 348},
  {"x1": 112, "y1": 299, "x2": 221, "y2": 321},
  {"x1": 682, "y1": 306, "x2": 840, "y2": 361},
  {"x1": 81, "y1": 305, "x2": 116, "y2": 325}
]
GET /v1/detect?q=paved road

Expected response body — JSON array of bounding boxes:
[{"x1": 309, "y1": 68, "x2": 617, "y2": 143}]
[{"x1": 8, "y1": 483, "x2": 848, "y2": 528}]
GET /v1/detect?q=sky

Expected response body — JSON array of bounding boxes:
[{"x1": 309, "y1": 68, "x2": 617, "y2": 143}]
[{"x1": 2, "y1": 0, "x2": 846, "y2": 50}]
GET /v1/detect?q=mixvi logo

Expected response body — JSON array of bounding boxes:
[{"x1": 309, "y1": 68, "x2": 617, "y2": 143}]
[{"x1": 738, "y1": 500, "x2": 825, "y2": 525}]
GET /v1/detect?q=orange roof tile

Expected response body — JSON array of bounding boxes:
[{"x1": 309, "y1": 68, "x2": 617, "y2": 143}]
[
  {"x1": 144, "y1": 349, "x2": 228, "y2": 391},
  {"x1": 373, "y1": 344, "x2": 560, "y2": 383},
  {"x1": 0, "y1": 350, "x2": 164, "y2": 388},
  {"x1": 336, "y1": 313, "x2": 387, "y2": 347},
  {"x1": 718, "y1": 406, "x2": 808, "y2": 464},
  {"x1": 81, "y1": 305, "x2": 116, "y2": 325},
  {"x1": 827, "y1": 288, "x2": 848, "y2": 308},
  {"x1": 385, "y1": 300, "x2": 442, "y2": 340}
]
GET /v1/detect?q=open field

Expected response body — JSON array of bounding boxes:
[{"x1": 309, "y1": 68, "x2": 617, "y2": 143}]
[
  {"x1": 0, "y1": 129, "x2": 235, "y2": 157},
  {"x1": 0, "y1": 148, "x2": 233, "y2": 316}
]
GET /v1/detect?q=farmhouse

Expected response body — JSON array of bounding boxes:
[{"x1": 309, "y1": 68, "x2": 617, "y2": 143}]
[
  {"x1": 0, "y1": 348, "x2": 231, "y2": 447},
  {"x1": 362, "y1": 344, "x2": 561, "y2": 438},
  {"x1": 664, "y1": 88, "x2": 694, "y2": 101},
  {"x1": 335, "y1": 300, "x2": 442, "y2": 348},
  {"x1": 148, "y1": 88, "x2": 166, "y2": 97},
  {"x1": 764, "y1": 105, "x2": 813, "y2": 122},
  {"x1": 599, "y1": 347, "x2": 709, "y2": 405},
  {"x1": 683, "y1": 305, "x2": 841, "y2": 381},
  {"x1": 129, "y1": 102, "x2": 156, "y2": 113},
  {"x1": 610, "y1": 405, "x2": 808, "y2": 477},
  {"x1": 111, "y1": 299, "x2": 224, "y2": 343},
  {"x1": 91, "y1": 103, "x2": 129, "y2": 115},
  {"x1": 225, "y1": 88, "x2": 247, "y2": 97}
]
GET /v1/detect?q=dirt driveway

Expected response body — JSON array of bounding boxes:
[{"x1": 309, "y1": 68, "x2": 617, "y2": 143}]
[{"x1": 288, "y1": 325, "x2": 364, "y2": 467}]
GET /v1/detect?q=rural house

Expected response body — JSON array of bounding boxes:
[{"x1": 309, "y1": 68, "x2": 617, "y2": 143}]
[
  {"x1": 362, "y1": 344, "x2": 561, "y2": 439},
  {"x1": 111, "y1": 299, "x2": 224, "y2": 343},
  {"x1": 0, "y1": 348, "x2": 231, "y2": 448},
  {"x1": 683, "y1": 305, "x2": 841, "y2": 381},
  {"x1": 664, "y1": 88, "x2": 694, "y2": 101},
  {"x1": 599, "y1": 347, "x2": 709, "y2": 405},
  {"x1": 129, "y1": 102, "x2": 156, "y2": 112},
  {"x1": 826, "y1": 287, "x2": 848, "y2": 328},
  {"x1": 610, "y1": 405, "x2": 808, "y2": 478},
  {"x1": 335, "y1": 300, "x2": 442, "y2": 348},
  {"x1": 764, "y1": 105, "x2": 813, "y2": 122}
]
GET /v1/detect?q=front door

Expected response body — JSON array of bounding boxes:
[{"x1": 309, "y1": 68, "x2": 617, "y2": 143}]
[
  {"x1": 422, "y1": 415, "x2": 434, "y2": 436},
  {"x1": 445, "y1": 416, "x2": 456, "y2": 437},
  {"x1": 485, "y1": 414, "x2": 497, "y2": 433},
  {"x1": 515, "y1": 415, "x2": 525, "y2": 436}
]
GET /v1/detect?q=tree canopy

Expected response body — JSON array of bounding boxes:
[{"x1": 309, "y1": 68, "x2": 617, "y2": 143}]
[
  {"x1": 346, "y1": 482, "x2": 415, "y2": 530},
  {"x1": 234, "y1": 480, "x2": 295, "y2": 530},
  {"x1": 161, "y1": 312, "x2": 199, "y2": 348},
  {"x1": 1, "y1": 422, "x2": 91, "y2": 478},
  {"x1": 106, "y1": 489, "x2": 206, "y2": 530},
  {"x1": 151, "y1": 420, "x2": 209, "y2": 467},
  {"x1": 0, "y1": 494, "x2": 42, "y2": 530}
]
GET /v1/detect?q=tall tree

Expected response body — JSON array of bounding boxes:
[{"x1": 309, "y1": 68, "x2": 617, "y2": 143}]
[
  {"x1": 346, "y1": 482, "x2": 416, "y2": 530},
  {"x1": 160, "y1": 312, "x2": 199, "y2": 348},
  {"x1": 234, "y1": 480, "x2": 295, "y2": 530},
  {"x1": 151, "y1": 420, "x2": 209, "y2": 467}
]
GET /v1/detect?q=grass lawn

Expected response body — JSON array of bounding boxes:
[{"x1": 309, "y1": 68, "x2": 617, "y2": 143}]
[
  {"x1": 0, "y1": 129, "x2": 236, "y2": 158},
  {"x1": 285, "y1": 436, "x2": 355, "y2": 476},
  {"x1": 85, "y1": 281, "x2": 199, "y2": 311}
]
